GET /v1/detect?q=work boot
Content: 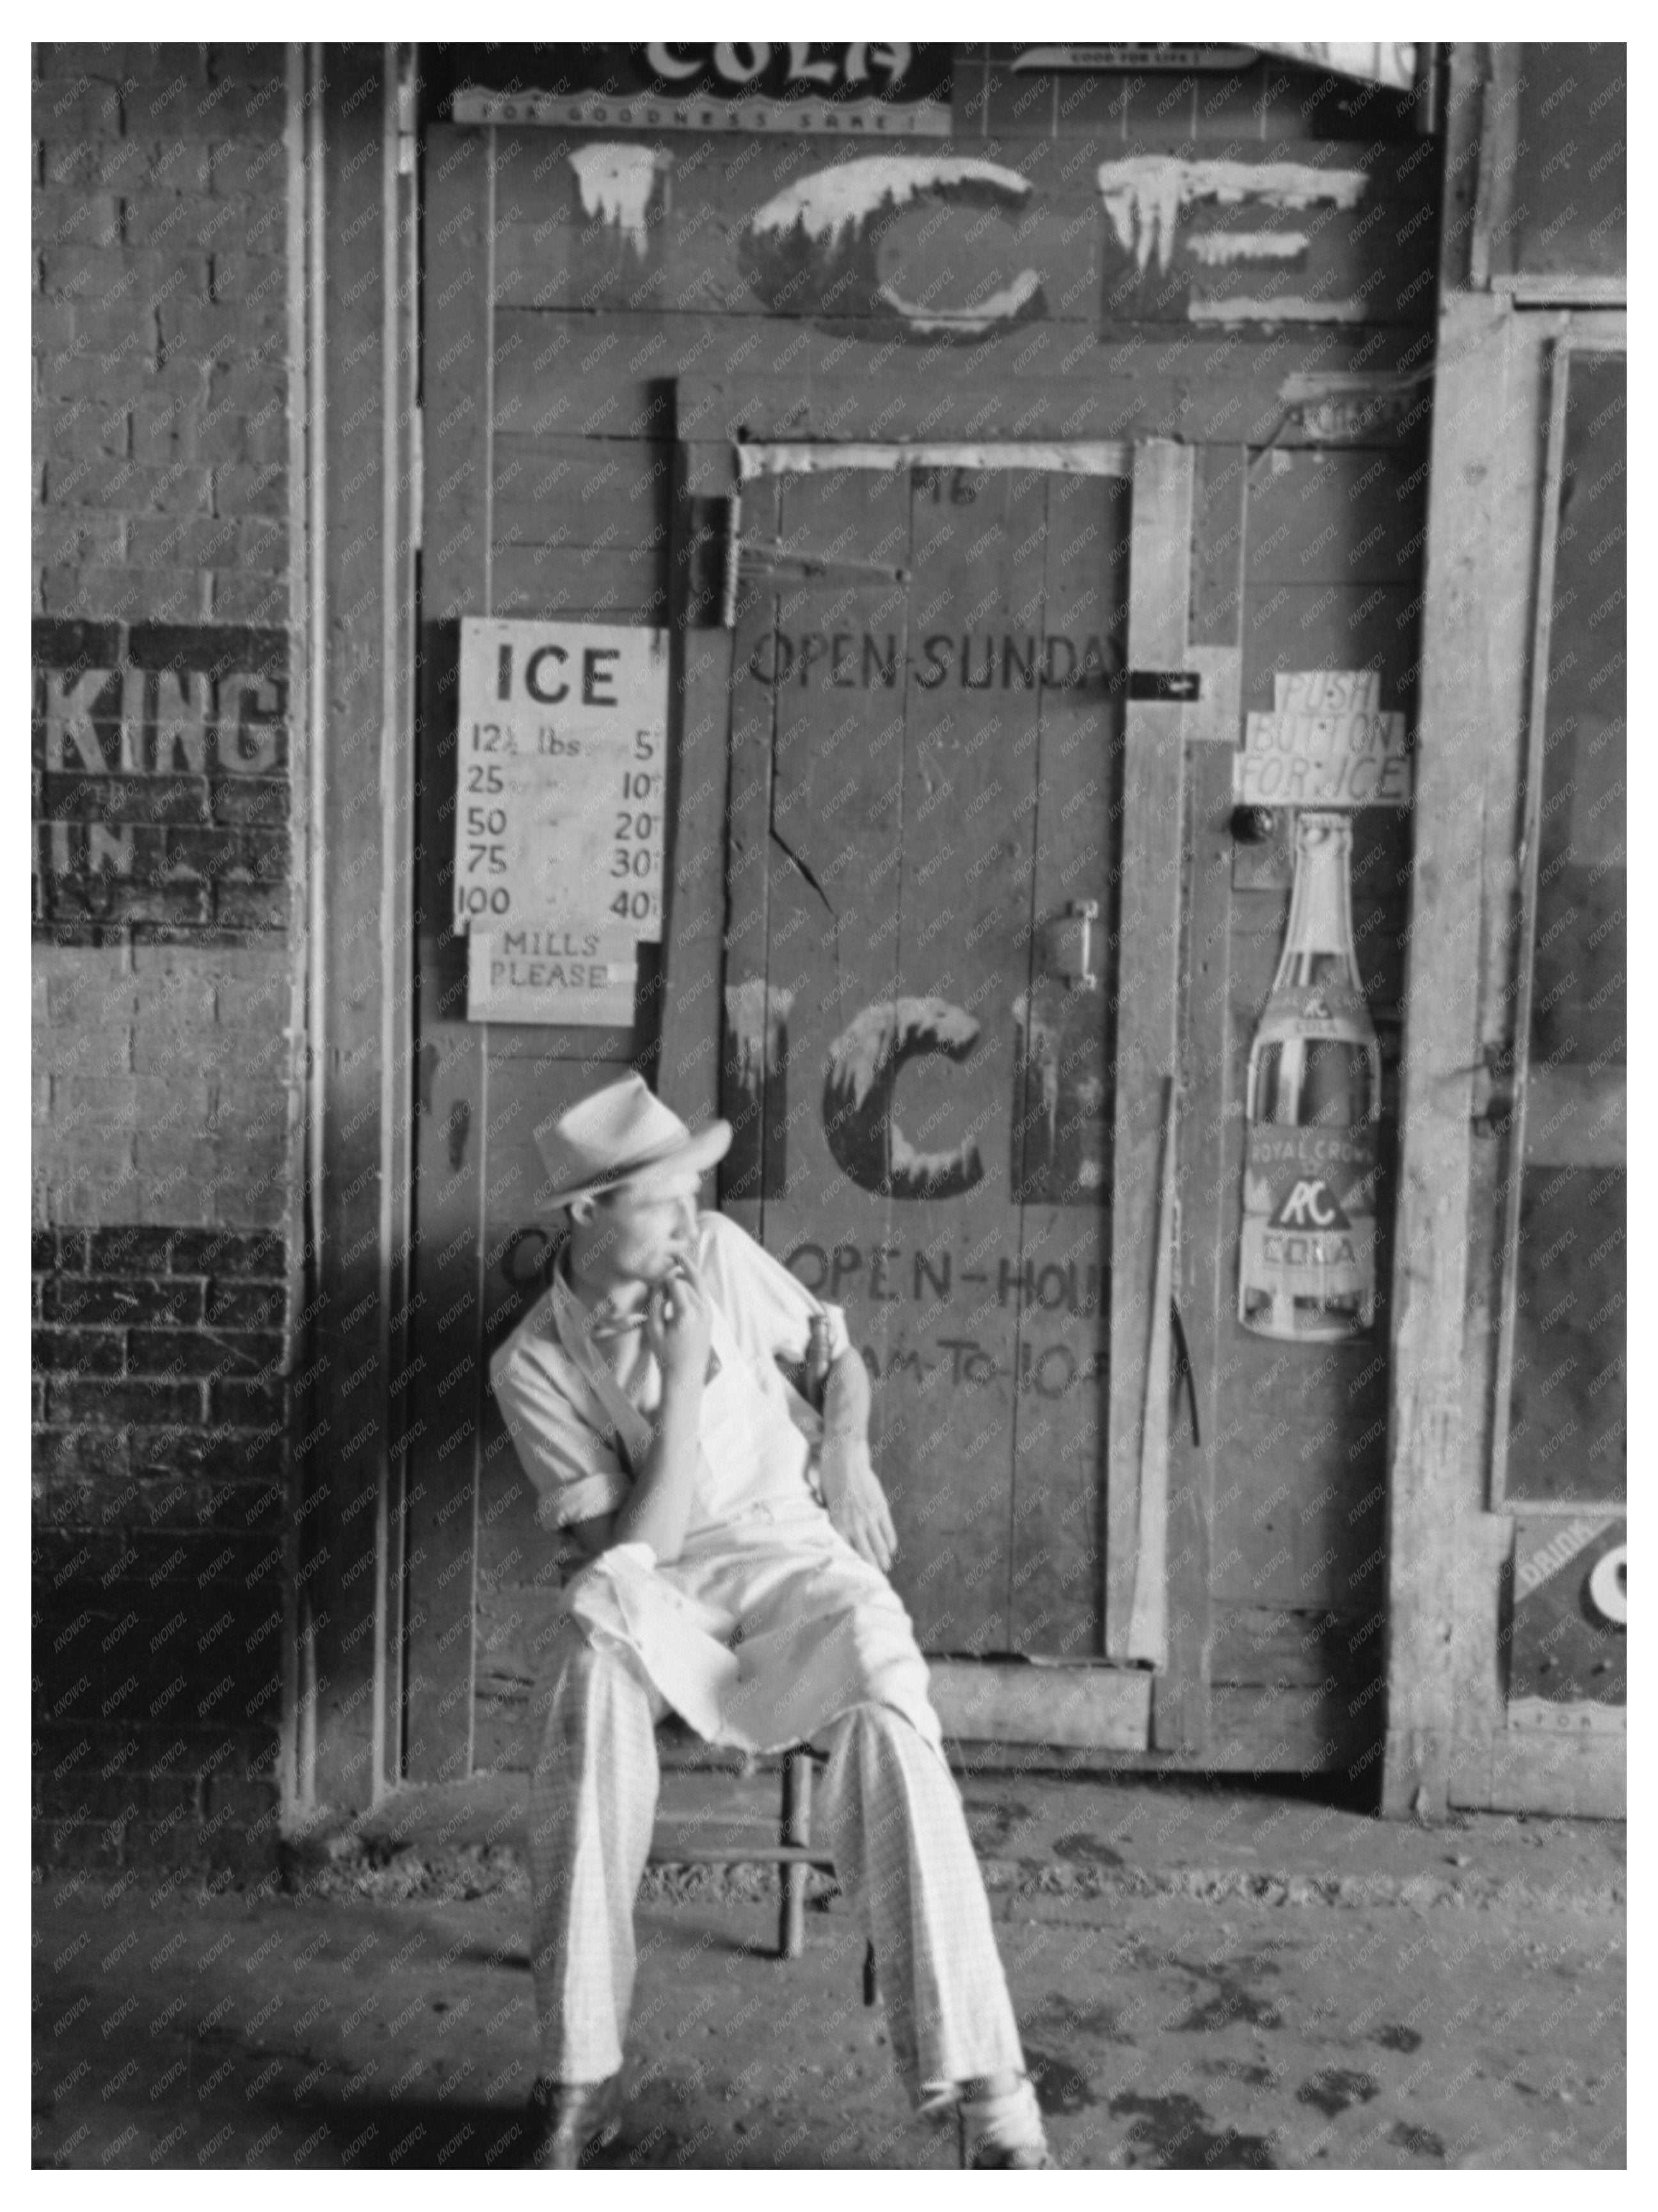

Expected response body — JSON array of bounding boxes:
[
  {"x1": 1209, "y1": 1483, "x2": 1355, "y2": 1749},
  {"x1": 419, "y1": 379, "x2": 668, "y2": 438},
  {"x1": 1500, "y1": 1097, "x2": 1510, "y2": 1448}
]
[
  {"x1": 522, "y1": 2074, "x2": 624, "y2": 2168},
  {"x1": 957, "y1": 2077, "x2": 1056, "y2": 2169}
]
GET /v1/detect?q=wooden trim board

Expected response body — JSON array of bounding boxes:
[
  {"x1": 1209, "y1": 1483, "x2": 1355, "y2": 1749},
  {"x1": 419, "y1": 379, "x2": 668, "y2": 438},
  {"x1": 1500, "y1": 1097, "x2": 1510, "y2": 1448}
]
[
  {"x1": 930, "y1": 1663, "x2": 1150, "y2": 1751},
  {"x1": 1106, "y1": 438, "x2": 1194, "y2": 1660},
  {"x1": 1380, "y1": 296, "x2": 1517, "y2": 1818},
  {"x1": 300, "y1": 47, "x2": 420, "y2": 1812}
]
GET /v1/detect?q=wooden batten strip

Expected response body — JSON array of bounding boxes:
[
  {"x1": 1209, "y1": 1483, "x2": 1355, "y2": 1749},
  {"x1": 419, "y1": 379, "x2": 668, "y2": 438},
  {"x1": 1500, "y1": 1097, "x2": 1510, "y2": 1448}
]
[
  {"x1": 735, "y1": 440, "x2": 1133, "y2": 479},
  {"x1": 1126, "y1": 1080, "x2": 1178, "y2": 1663},
  {"x1": 1105, "y1": 438, "x2": 1195, "y2": 1662}
]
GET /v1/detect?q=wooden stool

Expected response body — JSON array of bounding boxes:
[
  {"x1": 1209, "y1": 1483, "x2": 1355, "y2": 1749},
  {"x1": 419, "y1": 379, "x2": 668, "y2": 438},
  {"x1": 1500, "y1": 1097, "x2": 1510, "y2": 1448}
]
[
  {"x1": 644, "y1": 1746, "x2": 829, "y2": 1960},
  {"x1": 647, "y1": 1748, "x2": 875, "y2": 1997}
]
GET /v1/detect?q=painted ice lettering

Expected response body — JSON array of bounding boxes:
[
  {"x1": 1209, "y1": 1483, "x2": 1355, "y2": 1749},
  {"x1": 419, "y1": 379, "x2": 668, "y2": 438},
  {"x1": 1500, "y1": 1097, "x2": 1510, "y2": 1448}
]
[
  {"x1": 567, "y1": 145, "x2": 671, "y2": 257},
  {"x1": 1094, "y1": 156, "x2": 1368, "y2": 276},
  {"x1": 740, "y1": 156, "x2": 1044, "y2": 336},
  {"x1": 721, "y1": 978, "x2": 795, "y2": 1199},
  {"x1": 823, "y1": 998, "x2": 984, "y2": 1200}
]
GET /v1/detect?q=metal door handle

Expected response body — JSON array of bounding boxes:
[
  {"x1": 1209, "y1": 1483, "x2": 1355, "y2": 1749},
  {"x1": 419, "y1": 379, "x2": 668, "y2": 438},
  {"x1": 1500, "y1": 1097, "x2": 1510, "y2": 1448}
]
[{"x1": 1035, "y1": 899, "x2": 1101, "y2": 990}]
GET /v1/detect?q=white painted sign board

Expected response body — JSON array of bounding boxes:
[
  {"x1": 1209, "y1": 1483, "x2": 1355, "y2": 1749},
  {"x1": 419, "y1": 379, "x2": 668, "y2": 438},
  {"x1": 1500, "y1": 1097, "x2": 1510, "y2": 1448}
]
[
  {"x1": 1233, "y1": 668, "x2": 1411, "y2": 808},
  {"x1": 454, "y1": 618, "x2": 668, "y2": 1025}
]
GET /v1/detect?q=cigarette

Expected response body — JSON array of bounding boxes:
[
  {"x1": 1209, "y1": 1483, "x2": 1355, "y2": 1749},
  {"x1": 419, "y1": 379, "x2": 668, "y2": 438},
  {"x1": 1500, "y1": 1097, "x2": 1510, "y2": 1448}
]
[{"x1": 589, "y1": 1314, "x2": 646, "y2": 1342}]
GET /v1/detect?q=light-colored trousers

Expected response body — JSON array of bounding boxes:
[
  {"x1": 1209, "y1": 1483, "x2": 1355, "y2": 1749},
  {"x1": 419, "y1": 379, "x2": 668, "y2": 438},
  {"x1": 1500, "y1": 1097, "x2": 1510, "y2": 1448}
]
[{"x1": 524, "y1": 1543, "x2": 1026, "y2": 2103}]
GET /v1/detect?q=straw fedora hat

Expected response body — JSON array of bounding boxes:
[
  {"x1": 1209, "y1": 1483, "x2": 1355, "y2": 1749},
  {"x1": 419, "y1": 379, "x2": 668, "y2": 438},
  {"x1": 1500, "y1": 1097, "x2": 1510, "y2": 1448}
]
[{"x1": 534, "y1": 1073, "x2": 731, "y2": 1213}]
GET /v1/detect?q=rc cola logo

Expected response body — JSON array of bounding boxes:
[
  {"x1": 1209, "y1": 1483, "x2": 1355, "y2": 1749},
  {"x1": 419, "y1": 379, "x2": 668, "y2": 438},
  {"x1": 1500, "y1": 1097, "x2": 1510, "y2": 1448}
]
[
  {"x1": 1238, "y1": 812, "x2": 1380, "y2": 1341},
  {"x1": 1270, "y1": 1179, "x2": 1351, "y2": 1231}
]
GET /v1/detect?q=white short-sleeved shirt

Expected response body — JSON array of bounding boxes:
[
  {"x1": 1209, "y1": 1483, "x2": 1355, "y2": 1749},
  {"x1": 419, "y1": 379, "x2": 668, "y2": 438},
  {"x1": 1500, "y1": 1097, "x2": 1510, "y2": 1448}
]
[{"x1": 490, "y1": 1210, "x2": 850, "y2": 1534}]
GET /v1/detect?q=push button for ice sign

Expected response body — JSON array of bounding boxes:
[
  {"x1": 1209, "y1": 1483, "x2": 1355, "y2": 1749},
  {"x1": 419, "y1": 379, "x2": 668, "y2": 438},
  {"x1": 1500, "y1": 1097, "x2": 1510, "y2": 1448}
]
[{"x1": 1036, "y1": 900, "x2": 1100, "y2": 991}]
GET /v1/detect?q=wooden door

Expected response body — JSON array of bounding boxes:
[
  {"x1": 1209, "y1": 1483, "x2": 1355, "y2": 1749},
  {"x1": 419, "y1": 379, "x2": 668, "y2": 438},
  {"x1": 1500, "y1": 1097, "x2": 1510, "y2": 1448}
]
[{"x1": 717, "y1": 451, "x2": 1136, "y2": 1670}]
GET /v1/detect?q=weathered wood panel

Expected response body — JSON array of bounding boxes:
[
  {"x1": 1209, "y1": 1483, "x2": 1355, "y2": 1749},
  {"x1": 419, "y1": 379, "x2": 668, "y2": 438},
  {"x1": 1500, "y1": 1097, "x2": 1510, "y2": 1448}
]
[
  {"x1": 754, "y1": 470, "x2": 916, "y2": 1598},
  {"x1": 1210, "y1": 1604, "x2": 1371, "y2": 1689},
  {"x1": 490, "y1": 544, "x2": 669, "y2": 619},
  {"x1": 403, "y1": 127, "x2": 496, "y2": 1786},
  {"x1": 657, "y1": 439, "x2": 735, "y2": 1134},
  {"x1": 679, "y1": 330, "x2": 1436, "y2": 449},
  {"x1": 1241, "y1": 445, "x2": 1430, "y2": 585},
  {"x1": 1241, "y1": 583, "x2": 1423, "y2": 715},
  {"x1": 889, "y1": 465, "x2": 1046, "y2": 1653},
  {"x1": 712, "y1": 470, "x2": 783, "y2": 1237},
  {"x1": 1005, "y1": 470, "x2": 1127, "y2": 1654},
  {"x1": 1207, "y1": 1681, "x2": 1379, "y2": 1772},
  {"x1": 492, "y1": 435, "x2": 672, "y2": 548}
]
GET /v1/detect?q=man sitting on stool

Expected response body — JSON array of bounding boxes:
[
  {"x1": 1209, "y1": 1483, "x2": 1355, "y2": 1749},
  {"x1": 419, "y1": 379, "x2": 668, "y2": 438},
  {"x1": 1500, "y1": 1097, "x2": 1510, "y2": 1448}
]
[{"x1": 491, "y1": 1074, "x2": 1054, "y2": 2169}]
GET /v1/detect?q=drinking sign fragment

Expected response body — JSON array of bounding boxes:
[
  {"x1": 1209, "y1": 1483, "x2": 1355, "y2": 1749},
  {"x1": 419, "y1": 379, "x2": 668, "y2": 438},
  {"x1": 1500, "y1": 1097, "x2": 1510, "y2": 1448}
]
[{"x1": 454, "y1": 618, "x2": 669, "y2": 1025}]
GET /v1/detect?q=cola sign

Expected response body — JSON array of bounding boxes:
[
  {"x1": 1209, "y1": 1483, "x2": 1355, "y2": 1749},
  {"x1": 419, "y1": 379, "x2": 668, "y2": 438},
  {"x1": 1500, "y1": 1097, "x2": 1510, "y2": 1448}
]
[{"x1": 451, "y1": 43, "x2": 953, "y2": 136}]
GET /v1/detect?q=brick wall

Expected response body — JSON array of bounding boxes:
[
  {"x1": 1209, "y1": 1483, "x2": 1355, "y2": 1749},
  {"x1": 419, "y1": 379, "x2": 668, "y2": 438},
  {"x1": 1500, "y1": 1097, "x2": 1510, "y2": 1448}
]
[{"x1": 32, "y1": 42, "x2": 298, "y2": 1874}]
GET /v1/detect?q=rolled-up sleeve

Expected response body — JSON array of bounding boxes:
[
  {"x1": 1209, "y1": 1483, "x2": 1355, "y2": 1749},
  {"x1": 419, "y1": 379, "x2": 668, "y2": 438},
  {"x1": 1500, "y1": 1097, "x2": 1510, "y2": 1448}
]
[{"x1": 491, "y1": 1337, "x2": 631, "y2": 1530}]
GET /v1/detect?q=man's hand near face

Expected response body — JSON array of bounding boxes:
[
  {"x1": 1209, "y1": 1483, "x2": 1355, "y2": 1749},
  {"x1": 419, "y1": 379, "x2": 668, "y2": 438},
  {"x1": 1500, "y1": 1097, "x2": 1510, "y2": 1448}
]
[
  {"x1": 817, "y1": 1347, "x2": 898, "y2": 1573},
  {"x1": 641, "y1": 1252, "x2": 714, "y2": 1384},
  {"x1": 597, "y1": 1252, "x2": 715, "y2": 1567}
]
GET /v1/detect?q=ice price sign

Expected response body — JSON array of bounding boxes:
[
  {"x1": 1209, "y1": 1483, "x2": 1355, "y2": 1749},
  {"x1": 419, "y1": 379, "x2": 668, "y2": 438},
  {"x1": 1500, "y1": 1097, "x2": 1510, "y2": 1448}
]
[{"x1": 453, "y1": 618, "x2": 668, "y2": 1026}]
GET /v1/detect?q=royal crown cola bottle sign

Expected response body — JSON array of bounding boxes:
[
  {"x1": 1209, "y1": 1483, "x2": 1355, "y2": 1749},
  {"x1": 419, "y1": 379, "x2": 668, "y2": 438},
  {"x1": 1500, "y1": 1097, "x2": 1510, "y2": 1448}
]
[{"x1": 1238, "y1": 811, "x2": 1380, "y2": 1341}]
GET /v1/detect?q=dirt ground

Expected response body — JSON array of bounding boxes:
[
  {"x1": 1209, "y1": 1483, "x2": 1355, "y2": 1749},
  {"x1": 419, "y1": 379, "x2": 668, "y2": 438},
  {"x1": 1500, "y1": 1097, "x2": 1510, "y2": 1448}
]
[{"x1": 32, "y1": 1771, "x2": 1625, "y2": 2170}]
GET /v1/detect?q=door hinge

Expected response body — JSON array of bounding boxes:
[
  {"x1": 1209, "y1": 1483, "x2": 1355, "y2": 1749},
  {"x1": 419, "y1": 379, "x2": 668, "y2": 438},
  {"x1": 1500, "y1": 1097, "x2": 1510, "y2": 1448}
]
[
  {"x1": 722, "y1": 493, "x2": 909, "y2": 624},
  {"x1": 737, "y1": 534, "x2": 910, "y2": 586}
]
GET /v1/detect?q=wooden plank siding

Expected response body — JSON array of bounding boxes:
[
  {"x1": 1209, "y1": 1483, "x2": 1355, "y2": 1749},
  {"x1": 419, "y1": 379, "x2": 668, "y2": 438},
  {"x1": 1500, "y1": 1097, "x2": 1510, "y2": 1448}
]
[{"x1": 405, "y1": 100, "x2": 1440, "y2": 1774}]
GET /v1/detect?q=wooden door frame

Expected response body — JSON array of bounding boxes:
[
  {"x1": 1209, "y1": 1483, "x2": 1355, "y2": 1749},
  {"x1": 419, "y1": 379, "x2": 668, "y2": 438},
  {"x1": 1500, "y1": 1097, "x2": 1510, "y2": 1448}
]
[
  {"x1": 1380, "y1": 297, "x2": 1626, "y2": 1820},
  {"x1": 662, "y1": 392, "x2": 1202, "y2": 1752}
]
